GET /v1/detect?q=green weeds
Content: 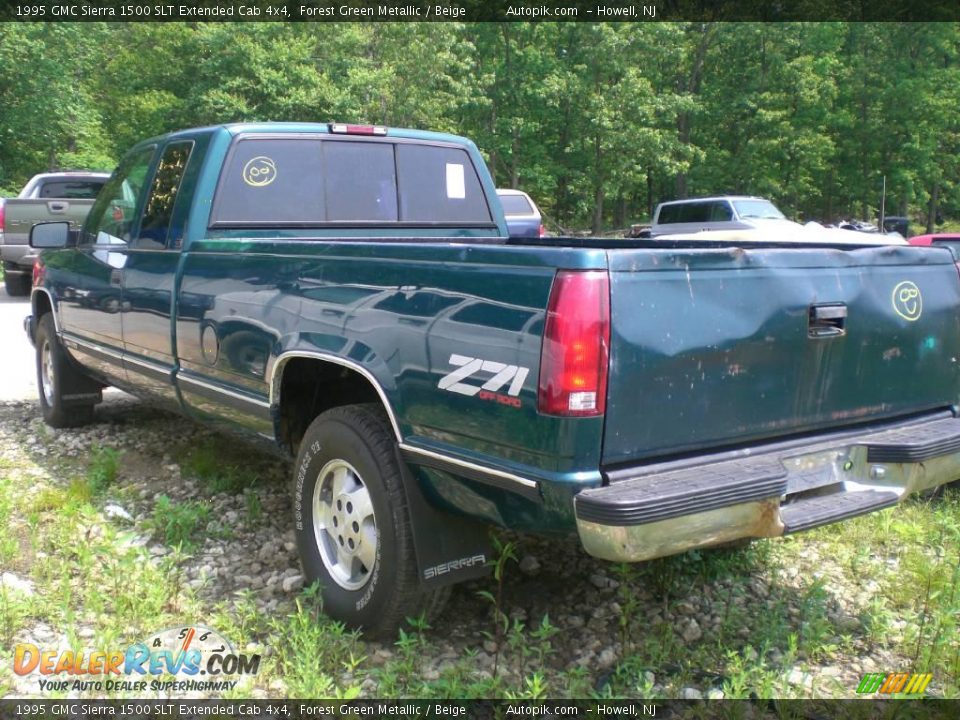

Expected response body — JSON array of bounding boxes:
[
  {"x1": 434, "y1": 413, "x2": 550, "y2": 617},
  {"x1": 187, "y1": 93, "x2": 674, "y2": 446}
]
[
  {"x1": 149, "y1": 494, "x2": 211, "y2": 552},
  {"x1": 179, "y1": 438, "x2": 259, "y2": 494}
]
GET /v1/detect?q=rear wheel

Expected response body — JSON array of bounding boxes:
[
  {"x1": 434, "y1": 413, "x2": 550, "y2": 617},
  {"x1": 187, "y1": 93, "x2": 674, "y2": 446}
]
[
  {"x1": 293, "y1": 404, "x2": 449, "y2": 637},
  {"x1": 35, "y1": 314, "x2": 97, "y2": 428}
]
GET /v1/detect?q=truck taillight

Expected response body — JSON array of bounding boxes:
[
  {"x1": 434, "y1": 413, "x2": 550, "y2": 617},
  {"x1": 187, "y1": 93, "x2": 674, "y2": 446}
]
[
  {"x1": 329, "y1": 123, "x2": 388, "y2": 136},
  {"x1": 538, "y1": 270, "x2": 610, "y2": 416},
  {"x1": 0, "y1": 200, "x2": 5, "y2": 232},
  {"x1": 32, "y1": 258, "x2": 44, "y2": 287},
  {"x1": 538, "y1": 223, "x2": 546, "y2": 238}
]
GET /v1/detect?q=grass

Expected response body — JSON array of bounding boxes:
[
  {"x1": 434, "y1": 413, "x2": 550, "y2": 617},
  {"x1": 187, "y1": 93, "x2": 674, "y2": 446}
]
[
  {"x1": 0, "y1": 410, "x2": 958, "y2": 700},
  {"x1": 148, "y1": 494, "x2": 211, "y2": 552},
  {"x1": 179, "y1": 437, "x2": 260, "y2": 494}
]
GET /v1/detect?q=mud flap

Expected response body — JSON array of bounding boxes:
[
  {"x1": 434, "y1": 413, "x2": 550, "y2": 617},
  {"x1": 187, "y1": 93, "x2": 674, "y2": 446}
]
[{"x1": 396, "y1": 456, "x2": 492, "y2": 590}]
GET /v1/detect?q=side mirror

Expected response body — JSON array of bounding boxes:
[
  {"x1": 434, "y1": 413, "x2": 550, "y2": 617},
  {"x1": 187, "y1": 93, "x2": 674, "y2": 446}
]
[{"x1": 29, "y1": 221, "x2": 70, "y2": 249}]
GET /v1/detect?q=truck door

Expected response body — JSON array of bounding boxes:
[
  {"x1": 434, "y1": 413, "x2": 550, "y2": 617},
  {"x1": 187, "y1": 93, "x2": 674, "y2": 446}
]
[
  {"x1": 55, "y1": 147, "x2": 155, "y2": 384},
  {"x1": 121, "y1": 139, "x2": 200, "y2": 409}
]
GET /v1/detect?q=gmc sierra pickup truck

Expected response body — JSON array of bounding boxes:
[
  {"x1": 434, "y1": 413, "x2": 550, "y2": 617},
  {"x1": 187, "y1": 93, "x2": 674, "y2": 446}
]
[
  {"x1": 25, "y1": 123, "x2": 960, "y2": 636},
  {"x1": 1, "y1": 171, "x2": 109, "y2": 296}
]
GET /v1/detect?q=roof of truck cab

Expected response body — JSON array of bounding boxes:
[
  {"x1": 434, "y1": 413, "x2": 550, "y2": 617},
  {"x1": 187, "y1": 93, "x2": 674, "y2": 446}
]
[
  {"x1": 136, "y1": 122, "x2": 480, "y2": 152},
  {"x1": 657, "y1": 195, "x2": 769, "y2": 206}
]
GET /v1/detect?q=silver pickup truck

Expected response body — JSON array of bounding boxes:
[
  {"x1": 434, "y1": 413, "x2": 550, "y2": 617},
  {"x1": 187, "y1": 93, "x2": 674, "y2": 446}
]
[{"x1": 1, "y1": 172, "x2": 108, "y2": 296}]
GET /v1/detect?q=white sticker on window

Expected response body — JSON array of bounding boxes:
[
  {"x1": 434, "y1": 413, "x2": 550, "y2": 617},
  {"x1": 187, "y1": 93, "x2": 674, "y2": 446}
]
[{"x1": 446, "y1": 163, "x2": 466, "y2": 199}]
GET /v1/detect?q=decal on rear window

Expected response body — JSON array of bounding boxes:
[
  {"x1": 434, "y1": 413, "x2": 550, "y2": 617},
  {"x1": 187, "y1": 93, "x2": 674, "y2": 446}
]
[
  {"x1": 446, "y1": 163, "x2": 466, "y2": 199},
  {"x1": 243, "y1": 156, "x2": 277, "y2": 187}
]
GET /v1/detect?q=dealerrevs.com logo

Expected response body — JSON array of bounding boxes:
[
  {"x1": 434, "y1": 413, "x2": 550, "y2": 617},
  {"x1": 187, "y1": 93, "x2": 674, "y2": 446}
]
[{"x1": 13, "y1": 626, "x2": 261, "y2": 693}]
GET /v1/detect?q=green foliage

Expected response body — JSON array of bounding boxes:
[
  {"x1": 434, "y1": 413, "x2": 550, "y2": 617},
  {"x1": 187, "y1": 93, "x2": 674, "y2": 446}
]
[
  {"x1": 149, "y1": 495, "x2": 211, "y2": 552},
  {"x1": 270, "y1": 586, "x2": 365, "y2": 698},
  {"x1": 4, "y1": 22, "x2": 960, "y2": 230},
  {"x1": 86, "y1": 445, "x2": 121, "y2": 495},
  {"x1": 179, "y1": 438, "x2": 258, "y2": 494}
]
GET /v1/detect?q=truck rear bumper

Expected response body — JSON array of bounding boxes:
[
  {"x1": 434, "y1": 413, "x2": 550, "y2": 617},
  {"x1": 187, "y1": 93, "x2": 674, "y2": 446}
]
[
  {"x1": 575, "y1": 412, "x2": 960, "y2": 562},
  {"x1": 2, "y1": 246, "x2": 38, "y2": 273}
]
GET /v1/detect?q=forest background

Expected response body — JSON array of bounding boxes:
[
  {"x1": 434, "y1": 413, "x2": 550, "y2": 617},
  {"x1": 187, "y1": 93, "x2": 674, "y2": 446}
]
[{"x1": 1, "y1": 21, "x2": 957, "y2": 234}]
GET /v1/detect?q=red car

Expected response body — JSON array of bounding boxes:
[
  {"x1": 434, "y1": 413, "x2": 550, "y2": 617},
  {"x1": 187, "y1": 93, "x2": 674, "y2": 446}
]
[{"x1": 908, "y1": 233, "x2": 960, "y2": 250}]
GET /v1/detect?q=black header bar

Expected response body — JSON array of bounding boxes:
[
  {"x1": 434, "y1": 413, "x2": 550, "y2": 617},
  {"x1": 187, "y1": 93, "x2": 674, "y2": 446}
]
[{"x1": 1, "y1": 0, "x2": 959, "y2": 22}]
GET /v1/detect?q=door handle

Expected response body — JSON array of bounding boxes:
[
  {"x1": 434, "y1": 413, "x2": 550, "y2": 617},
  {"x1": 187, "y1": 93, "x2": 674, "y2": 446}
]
[
  {"x1": 110, "y1": 269, "x2": 122, "y2": 288},
  {"x1": 809, "y1": 303, "x2": 847, "y2": 338}
]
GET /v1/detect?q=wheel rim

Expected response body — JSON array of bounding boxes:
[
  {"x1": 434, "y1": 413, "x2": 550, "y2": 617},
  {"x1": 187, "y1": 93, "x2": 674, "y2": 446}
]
[
  {"x1": 40, "y1": 339, "x2": 55, "y2": 406},
  {"x1": 312, "y1": 459, "x2": 378, "y2": 591}
]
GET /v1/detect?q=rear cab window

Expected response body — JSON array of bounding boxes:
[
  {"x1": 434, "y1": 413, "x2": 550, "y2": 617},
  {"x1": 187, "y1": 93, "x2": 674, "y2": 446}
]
[
  {"x1": 38, "y1": 180, "x2": 106, "y2": 199},
  {"x1": 210, "y1": 135, "x2": 493, "y2": 229}
]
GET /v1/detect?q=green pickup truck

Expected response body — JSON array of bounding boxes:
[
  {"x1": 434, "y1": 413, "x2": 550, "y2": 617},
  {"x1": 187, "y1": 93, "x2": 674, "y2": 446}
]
[{"x1": 25, "y1": 123, "x2": 960, "y2": 636}]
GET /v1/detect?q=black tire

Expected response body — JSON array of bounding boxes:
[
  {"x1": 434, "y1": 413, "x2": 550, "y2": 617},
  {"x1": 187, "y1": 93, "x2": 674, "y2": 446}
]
[
  {"x1": 4, "y1": 273, "x2": 30, "y2": 297},
  {"x1": 293, "y1": 404, "x2": 449, "y2": 638},
  {"x1": 35, "y1": 314, "x2": 98, "y2": 428}
]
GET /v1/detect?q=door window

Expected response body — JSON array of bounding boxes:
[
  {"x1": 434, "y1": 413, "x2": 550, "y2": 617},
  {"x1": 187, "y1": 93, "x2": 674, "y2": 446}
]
[
  {"x1": 82, "y1": 147, "x2": 156, "y2": 246},
  {"x1": 135, "y1": 142, "x2": 194, "y2": 250}
]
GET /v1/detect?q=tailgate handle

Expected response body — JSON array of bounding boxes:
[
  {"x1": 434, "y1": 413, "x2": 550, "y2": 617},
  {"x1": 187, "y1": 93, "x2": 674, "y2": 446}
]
[
  {"x1": 809, "y1": 303, "x2": 847, "y2": 338},
  {"x1": 47, "y1": 201, "x2": 68, "y2": 213}
]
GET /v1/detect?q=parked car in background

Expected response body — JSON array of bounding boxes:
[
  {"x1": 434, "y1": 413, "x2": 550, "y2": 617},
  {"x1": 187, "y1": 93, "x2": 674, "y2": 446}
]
[
  {"x1": 650, "y1": 195, "x2": 801, "y2": 238},
  {"x1": 1, "y1": 171, "x2": 109, "y2": 296},
  {"x1": 882, "y1": 216, "x2": 910, "y2": 236},
  {"x1": 496, "y1": 188, "x2": 545, "y2": 238}
]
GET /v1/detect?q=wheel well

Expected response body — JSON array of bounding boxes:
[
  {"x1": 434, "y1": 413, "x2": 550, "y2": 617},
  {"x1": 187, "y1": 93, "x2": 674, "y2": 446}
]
[
  {"x1": 33, "y1": 290, "x2": 53, "y2": 322},
  {"x1": 277, "y1": 358, "x2": 383, "y2": 454}
]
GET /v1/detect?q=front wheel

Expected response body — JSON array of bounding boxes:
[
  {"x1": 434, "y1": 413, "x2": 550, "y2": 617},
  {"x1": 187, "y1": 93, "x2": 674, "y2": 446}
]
[
  {"x1": 35, "y1": 314, "x2": 98, "y2": 428},
  {"x1": 293, "y1": 404, "x2": 448, "y2": 638}
]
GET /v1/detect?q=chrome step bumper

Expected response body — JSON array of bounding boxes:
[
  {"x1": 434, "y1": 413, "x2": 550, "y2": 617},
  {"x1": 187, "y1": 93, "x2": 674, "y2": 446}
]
[{"x1": 575, "y1": 413, "x2": 960, "y2": 562}]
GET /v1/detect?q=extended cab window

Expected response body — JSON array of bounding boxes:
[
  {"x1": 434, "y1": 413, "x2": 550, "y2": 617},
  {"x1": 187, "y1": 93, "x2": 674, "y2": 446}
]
[
  {"x1": 211, "y1": 137, "x2": 492, "y2": 227},
  {"x1": 135, "y1": 141, "x2": 194, "y2": 250},
  {"x1": 82, "y1": 147, "x2": 155, "y2": 246}
]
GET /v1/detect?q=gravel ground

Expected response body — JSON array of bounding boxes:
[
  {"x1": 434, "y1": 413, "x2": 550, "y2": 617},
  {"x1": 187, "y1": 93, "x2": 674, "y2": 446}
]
[{"x1": 0, "y1": 391, "x2": 924, "y2": 699}]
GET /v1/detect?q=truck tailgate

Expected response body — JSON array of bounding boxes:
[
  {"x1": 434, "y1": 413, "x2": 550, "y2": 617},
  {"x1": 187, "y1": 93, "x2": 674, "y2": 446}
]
[
  {"x1": 602, "y1": 244, "x2": 960, "y2": 467},
  {"x1": 1, "y1": 198, "x2": 95, "y2": 246}
]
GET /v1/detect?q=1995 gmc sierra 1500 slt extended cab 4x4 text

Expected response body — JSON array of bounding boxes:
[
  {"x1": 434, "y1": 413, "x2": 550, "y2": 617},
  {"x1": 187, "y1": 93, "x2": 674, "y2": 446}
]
[{"x1": 24, "y1": 123, "x2": 960, "y2": 636}]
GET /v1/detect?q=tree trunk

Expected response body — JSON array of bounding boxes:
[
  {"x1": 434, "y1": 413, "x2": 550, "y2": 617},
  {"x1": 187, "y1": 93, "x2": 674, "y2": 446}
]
[
  {"x1": 614, "y1": 194, "x2": 628, "y2": 229},
  {"x1": 927, "y1": 183, "x2": 940, "y2": 233},
  {"x1": 592, "y1": 185, "x2": 605, "y2": 236},
  {"x1": 674, "y1": 23, "x2": 714, "y2": 198}
]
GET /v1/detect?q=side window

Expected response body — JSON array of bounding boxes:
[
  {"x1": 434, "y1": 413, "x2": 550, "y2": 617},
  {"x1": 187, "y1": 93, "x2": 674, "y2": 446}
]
[
  {"x1": 135, "y1": 142, "x2": 193, "y2": 250},
  {"x1": 657, "y1": 204, "x2": 680, "y2": 224},
  {"x1": 683, "y1": 202, "x2": 710, "y2": 223},
  {"x1": 709, "y1": 202, "x2": 733, "y2": 221},
  {"x1": 82, "y1": 147, "x2": 155, "y2": 246}
]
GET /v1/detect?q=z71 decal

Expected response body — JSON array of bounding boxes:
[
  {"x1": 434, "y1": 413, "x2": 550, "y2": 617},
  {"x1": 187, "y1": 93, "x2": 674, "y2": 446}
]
[{"x1": 438, "y1": 354, "x2": 530, "y2": 408}]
